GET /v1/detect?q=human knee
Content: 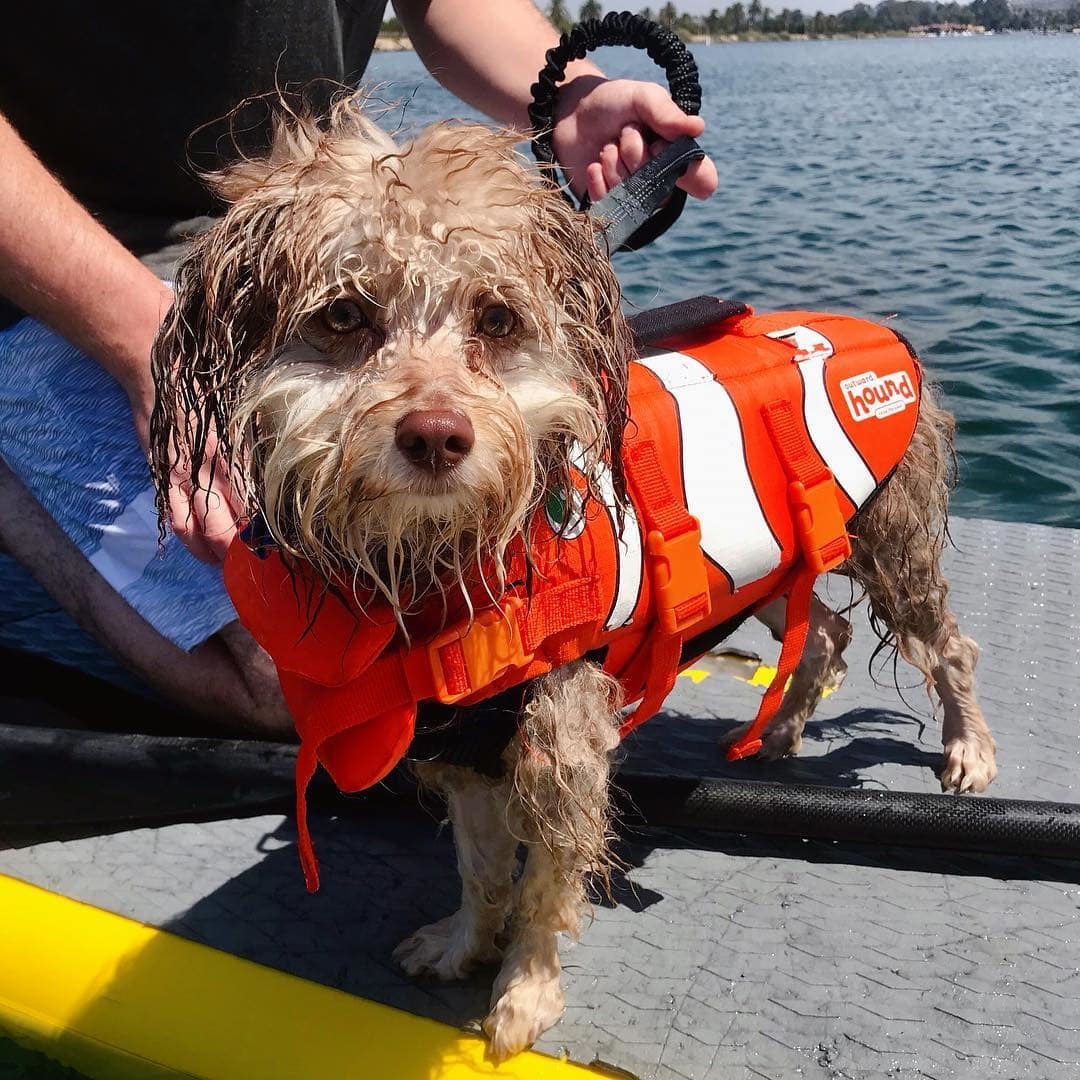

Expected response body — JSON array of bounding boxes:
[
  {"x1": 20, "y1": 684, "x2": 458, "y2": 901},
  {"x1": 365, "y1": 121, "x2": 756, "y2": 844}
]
[{"x1": 185, "y1": 628, "x2": 293, "y2": 737}]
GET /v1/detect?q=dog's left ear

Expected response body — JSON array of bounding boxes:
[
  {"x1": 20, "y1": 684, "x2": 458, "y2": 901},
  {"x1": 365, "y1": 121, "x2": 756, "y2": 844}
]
[{"x1": 527, "y1": 193, "x2": 633, "y2": 508}]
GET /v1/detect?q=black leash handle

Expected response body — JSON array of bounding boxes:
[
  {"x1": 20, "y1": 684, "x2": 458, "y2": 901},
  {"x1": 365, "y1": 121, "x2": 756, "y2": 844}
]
[
  {"x1": 529, "y1": 11, "x2": 702, "y2": 175},
  {"x1": 529, "y1": 12, "x2": 705, "y2": 253}
]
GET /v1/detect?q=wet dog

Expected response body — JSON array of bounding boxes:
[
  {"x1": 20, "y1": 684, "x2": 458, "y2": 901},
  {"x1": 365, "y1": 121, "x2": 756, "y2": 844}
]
[{"x1": 150, "y1": 97, "x2": 996, "y2": 1060}]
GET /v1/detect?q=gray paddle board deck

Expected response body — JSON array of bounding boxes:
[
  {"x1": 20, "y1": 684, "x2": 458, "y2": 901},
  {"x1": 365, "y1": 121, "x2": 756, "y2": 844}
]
[{"x1": 3, "y1": 515, "x2": 1078, "y2": 1079}]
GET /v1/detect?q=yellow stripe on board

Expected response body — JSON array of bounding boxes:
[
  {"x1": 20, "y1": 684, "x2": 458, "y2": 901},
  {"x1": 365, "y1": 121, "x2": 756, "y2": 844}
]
[
  {"x1": 678, "y1": 661, "x2": 837, "y2": 698},
  {"x1": 0, "y1": 874, "x2": 616, "y2": 1080},
  {"x1": 679, "y1": 668, "x2": 711, "y2": 684}
]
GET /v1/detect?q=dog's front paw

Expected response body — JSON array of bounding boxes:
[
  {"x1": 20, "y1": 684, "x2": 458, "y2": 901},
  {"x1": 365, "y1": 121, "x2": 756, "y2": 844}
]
[
  {"x1": 759, "y1": 716, "x2": 804, "y2": 760},
  {"x1": 941, "y1": 731, "x2": 998, "y2": 793},
  {"x1": 718, "y1": 718, "x2": 803, "y2": 760},
  {"x1": 393, "y1": 912, "x2": 502, "y2": 981},
  {"x1": 483, "y1": 973, "x2": 565, "y2": 1062}
]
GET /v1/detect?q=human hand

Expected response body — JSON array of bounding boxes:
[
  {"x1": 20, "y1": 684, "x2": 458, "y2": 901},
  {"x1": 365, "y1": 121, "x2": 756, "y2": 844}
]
[
  {"x1": 163, "y1": 425, "x2": 244, "y2": 565},
  {"x1": 133, "y1": 393, "x2": 242, "y2": 564},
  {"x1": 551, "y1": 76, "x2": 719, "y2": 203}
]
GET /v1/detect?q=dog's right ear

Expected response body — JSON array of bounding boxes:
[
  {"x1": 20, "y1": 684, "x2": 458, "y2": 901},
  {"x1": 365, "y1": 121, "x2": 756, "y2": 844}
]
[
  {"x1": 149, "y1": 242, "x2": 228, "y2": 537},
  {"x1": 151, "y1": 94, "x2": 401, "y2": 535},
  {"x1": 148, "y1": 201, "x2": 286, "y2": 537}
]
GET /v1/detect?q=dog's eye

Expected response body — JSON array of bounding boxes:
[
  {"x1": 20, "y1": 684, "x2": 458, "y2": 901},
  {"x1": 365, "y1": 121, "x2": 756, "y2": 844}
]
[
  {"x1": 321, "y1": 299, "x2": 368, "y2": 335},
  {"x1": 477, "y1": 303, "x2": 516, "y2": 339}
]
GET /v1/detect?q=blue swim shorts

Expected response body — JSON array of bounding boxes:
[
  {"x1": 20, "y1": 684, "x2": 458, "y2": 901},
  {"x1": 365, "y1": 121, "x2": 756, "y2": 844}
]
[{"x1": 0, "y1": 317, "x2": 237, "y2": 687}]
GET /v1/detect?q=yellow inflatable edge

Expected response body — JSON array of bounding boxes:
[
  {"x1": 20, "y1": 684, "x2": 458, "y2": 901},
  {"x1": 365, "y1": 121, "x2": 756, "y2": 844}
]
[{"x1": 0, "y1": 874, "x2": 619, "y2": 1080}]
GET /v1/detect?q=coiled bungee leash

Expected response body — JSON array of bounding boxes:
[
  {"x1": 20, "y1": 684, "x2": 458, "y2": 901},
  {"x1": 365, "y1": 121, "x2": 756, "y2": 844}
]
[{"x1": 529, "y1": 11, "x2": 707, "y2": 254}]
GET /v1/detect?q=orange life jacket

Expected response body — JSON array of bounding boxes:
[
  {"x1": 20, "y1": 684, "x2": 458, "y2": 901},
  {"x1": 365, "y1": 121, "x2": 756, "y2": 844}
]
[{"x1": 225, "y1": 307, "x2": 922, "y2": 890}]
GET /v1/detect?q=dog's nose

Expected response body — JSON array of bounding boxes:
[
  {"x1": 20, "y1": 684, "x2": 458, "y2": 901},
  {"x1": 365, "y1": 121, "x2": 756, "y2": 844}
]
[{"x1": 394, "y1": 409, "x2": 475, "y2": 473}]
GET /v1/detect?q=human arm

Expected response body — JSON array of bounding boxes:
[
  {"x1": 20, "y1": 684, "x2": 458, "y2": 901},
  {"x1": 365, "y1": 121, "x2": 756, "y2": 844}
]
[
  {"x1": 0, "y1": 111, "x2": 237, "y2": 562},
  {"x1": 0, "y1": 459, "x2": 292, "y2": 736},
  {"x1": 0, "y1": 112, "x2": 171, "y2": 444},
  {"x1": 393, "y1": 0, "x2": 718, "y2": 202}
]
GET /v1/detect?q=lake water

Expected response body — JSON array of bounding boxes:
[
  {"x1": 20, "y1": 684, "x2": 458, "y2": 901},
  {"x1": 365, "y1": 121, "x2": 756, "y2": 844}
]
[{"x1": 367, "y1": 35, "x2": 1080, "y2": 528}]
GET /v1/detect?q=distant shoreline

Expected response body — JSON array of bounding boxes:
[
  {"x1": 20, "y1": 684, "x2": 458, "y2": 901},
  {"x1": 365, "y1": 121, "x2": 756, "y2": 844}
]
[
  {"x1": 372, "y1": 29, "x2": 1018, "y2": 50},
  {"x1": 374, "y1": 35, "x2": 413, "y2": 51}
]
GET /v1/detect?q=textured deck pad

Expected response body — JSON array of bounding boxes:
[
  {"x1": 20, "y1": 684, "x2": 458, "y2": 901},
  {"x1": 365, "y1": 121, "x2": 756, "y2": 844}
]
[
  {"x1": 3, "y1": 517, "x2": 1079, "y2": 1079},
  {"x1": 630, "y1": 515, "x2": 1080, "y2": 804}
]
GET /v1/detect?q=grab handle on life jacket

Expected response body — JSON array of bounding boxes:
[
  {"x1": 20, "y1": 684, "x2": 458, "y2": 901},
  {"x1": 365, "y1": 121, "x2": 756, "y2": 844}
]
[{"x1": 529, "y1": 12, "x2": 705, "y2": 253}]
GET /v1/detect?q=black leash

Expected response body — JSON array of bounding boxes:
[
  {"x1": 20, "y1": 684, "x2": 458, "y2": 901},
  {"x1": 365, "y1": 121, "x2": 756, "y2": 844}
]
[{"x1": 529, "y1": 12, "x2": 706, "y2": 254}]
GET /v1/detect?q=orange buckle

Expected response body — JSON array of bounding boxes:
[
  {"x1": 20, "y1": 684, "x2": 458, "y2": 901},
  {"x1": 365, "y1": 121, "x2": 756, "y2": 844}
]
[
  {"x1": 646, "y1": 523, "x2": 712, "y2": 635},
  {"x1": 790, "y1": 477, "x2": 851, "y2": 574},
  {"x1": 427, "y1": 597, "x2": 533, "y2": 705}
]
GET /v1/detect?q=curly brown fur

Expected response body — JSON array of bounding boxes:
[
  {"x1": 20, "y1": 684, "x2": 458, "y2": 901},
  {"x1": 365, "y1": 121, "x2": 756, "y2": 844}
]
[
  {"x1": 392, "y1": 663, "x2": 623, "y2": 1061},
  {"x1": 150, "y1": 93, "x2": 632, "y2": 610},
  {"x1": 509, "y1": 661, "x2": 624, "y2": 896},
  {"x1": 846, "y1": 381, "x2": 957, "y2": 651},
  {"x1": 395, "y1": 763, "x2": 519, "y2": 982},
  {"x1": 843, "y1": 381, "x2": 995, "y2": 792},
  {"x1": 478, "y1": 664, "x2": 622, "y2": 1060}
]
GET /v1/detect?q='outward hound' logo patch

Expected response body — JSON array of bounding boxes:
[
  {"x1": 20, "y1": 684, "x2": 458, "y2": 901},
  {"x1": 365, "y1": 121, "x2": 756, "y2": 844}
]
[{"x1": 841, "y1": 371, "x2": 917, "y2": 421}]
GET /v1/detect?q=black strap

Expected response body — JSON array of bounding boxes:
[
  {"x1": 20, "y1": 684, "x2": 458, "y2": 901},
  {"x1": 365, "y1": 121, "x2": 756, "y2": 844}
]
[
  {"x1": 407, "y1": 685, "x2": 529, "y2": 779},
  {"x1": 529, "y1": 12, "x2": 704, "y2": 253},
  {"x1": 627, "y1": 295, "x2": 748, "y2": 349},
  {"x1": 590, "y1": 136, "x2": 705, "y2": 254}
]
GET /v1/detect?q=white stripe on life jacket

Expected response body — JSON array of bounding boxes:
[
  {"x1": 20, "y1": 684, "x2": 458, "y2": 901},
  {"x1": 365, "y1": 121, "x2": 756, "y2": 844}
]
[
  {"x1": 766, "y1": 325, "x2": 877, "y2": 508},
  {"x1": 597, "y1": 463, "x2": 643, "y2": 630},
  {"x1": 797, "y1": 354, "x2": 877, "y2": 507},
  {"x1": 570, "y1": 445, "x2": 644, "y2": 630},
  {"x1": 635, "y1": 351, "x2": 782, "y2": 589}
]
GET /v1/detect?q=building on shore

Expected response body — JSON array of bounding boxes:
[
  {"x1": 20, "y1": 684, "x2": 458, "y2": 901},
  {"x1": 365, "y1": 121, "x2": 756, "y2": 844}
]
[{"x1": 909, "y1": 22, "x2": 987, "y2": 35}]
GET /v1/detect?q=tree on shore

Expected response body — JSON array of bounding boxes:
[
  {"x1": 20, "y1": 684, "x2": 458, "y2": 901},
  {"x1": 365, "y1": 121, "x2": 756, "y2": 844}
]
[
  {"x1": 547, "y1": 0, "x2": 573, "y2": 33},
  {"x1": 659, "y1": 2, "x2": 680, "y2": 26},
  {"x1": 579, "y1": 1, "x2": 603, "y2": 21},
  {"x1": 971, "y1": 0, "x2": 1011, "y2": 26},
  {"x1": 838, "y1": 1, "x2": 876, "y2": 31}
]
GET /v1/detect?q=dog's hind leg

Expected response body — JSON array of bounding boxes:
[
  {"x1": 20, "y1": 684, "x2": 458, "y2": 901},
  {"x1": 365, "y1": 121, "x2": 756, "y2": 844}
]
[
  {"x1": 845, "y1": 390, "x2": 996, "y2": 793},
  {"x1": 393, "y1": 764, "x2": 518, "y2": 981},
  {"x1": 719, "y1": 593, "x2": 853, "y2": 759},
  {"x1": 483, "y1": 661, "x2": 622, "y2": 1062}
]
